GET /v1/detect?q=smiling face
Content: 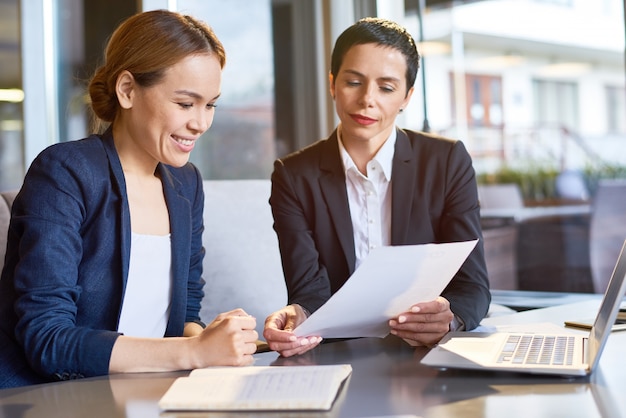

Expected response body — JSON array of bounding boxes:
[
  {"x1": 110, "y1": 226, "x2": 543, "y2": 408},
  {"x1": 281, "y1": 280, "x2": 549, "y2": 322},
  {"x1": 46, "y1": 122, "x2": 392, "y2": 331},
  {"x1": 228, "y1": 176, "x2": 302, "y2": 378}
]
[
  {"x1": 330, "y1": 43, "x2": 413, "y2": 150},
  {"x1": 114, "y1": 53, "x2": 222, "y2": 171}
]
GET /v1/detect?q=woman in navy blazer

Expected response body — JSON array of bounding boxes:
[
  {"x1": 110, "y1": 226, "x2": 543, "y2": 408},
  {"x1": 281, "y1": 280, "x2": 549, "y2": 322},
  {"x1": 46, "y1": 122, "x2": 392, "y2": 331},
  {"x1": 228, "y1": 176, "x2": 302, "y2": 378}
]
[
  {"x1": 0, "y1": 10, "x2": 257, "y2": 388},
  {"x1": 264, "y1": 18, "x2": 490, "y2": 357}
]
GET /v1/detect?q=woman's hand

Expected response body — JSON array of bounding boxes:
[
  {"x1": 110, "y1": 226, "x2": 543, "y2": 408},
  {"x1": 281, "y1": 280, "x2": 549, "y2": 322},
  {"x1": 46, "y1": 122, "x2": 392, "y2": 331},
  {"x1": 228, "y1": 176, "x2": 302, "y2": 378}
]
[
  {"x1": 109, "y1": 308, "x2": 257, "y2": 373},
  {"x1": 188, "y1": 308, "x2": 258, "y2": 367},
  {"x1": 388, "y1": 297, "x2": 454, "y2": 347},
  {"x1": 263, "y1": 304, "x2": 322, "y2": 357}
]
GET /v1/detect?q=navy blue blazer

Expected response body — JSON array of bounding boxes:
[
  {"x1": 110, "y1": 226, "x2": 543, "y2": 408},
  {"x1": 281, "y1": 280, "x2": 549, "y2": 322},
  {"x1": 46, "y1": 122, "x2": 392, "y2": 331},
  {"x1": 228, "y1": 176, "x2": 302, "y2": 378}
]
[
  {"x1": 270, "y1": 128, "x2": 491, "y2": 331},
  {"x1": 0, "y1": 130, "x2": 206, "y2": 387}
]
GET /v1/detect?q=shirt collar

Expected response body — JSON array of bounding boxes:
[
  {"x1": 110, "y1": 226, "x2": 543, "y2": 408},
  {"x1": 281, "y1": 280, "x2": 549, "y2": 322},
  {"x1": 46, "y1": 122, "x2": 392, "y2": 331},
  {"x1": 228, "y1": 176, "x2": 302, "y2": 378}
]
[{"x1": 337, "y1": 127, "x2": 397, "y2": 181}]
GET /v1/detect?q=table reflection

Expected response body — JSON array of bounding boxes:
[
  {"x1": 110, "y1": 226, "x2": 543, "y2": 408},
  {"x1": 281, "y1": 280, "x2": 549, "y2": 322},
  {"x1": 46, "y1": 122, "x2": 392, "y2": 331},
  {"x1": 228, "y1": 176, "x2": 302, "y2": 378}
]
[{"x1": 0, "y1": 335, "x2": 621, "y2": 418}]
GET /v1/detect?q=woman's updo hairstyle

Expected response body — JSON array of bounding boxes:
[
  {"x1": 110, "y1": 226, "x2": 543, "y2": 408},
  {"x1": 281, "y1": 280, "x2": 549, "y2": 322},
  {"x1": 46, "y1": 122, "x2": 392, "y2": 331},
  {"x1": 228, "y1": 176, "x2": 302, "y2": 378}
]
[{"x1": 88, "y1": 9, "x2": 225, "y2": 132}]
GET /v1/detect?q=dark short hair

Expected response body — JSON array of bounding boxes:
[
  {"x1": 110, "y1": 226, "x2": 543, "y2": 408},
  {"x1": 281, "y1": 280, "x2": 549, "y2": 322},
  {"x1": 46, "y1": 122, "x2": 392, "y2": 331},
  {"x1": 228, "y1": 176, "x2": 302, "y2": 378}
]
[{"x1": 330, "y1": 17, "x2": 420, "y2": 94}]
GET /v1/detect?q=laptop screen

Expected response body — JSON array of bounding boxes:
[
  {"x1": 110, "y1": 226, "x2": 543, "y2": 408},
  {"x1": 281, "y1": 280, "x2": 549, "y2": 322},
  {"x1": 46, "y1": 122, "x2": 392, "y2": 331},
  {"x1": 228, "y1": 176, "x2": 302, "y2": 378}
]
[{"x1": 588, "y1": 240, "x2": 626, "y2": 371}]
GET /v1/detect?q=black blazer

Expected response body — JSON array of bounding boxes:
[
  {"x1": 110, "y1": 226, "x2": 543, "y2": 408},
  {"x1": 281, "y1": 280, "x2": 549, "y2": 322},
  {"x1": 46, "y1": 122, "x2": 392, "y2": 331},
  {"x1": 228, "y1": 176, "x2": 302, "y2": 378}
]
[{"x1": 269, "y1": 128, "x2": 490, "y2": 331}]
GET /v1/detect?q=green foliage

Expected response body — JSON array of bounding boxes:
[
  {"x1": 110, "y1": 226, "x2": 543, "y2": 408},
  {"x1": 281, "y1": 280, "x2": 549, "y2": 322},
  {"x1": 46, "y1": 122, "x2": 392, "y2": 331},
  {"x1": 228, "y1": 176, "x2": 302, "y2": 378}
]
[
  {"x1": 477, "y1": 163, "x2": 626, "y2": 202},
  {"x1": 583, "y1": 163, "x2": 626, "y2": 195},
  {"x1": 476, "y1": 165, "x2": 560, "y2": 201}
]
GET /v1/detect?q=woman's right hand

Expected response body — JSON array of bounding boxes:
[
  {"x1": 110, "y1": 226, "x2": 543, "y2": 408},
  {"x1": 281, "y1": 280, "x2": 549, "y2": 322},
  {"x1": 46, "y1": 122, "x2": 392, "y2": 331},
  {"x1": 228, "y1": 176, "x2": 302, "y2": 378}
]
[{"x1": 190, "y1": 308, "x2": 258, "y2": 367}]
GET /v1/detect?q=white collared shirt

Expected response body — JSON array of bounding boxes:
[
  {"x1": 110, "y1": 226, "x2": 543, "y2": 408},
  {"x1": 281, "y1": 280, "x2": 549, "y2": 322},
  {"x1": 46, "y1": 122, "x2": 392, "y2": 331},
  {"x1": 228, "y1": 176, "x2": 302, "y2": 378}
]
[
  {"x1": 337, "y1": 128, "x2": 464, "y2": 331},
  {"x1": 338, "y1": 128, "x2": 396, "y2": 270}
]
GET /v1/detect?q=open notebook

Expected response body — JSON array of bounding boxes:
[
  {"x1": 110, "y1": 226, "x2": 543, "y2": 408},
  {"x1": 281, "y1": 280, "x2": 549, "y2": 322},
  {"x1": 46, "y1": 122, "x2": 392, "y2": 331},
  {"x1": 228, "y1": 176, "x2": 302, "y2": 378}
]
[
  {"x1": 158, "y1": 364, "x2": 352, "y2": 412},
  {"x1": 421, "y1": 240, "x2": 626, "y2": 377}
]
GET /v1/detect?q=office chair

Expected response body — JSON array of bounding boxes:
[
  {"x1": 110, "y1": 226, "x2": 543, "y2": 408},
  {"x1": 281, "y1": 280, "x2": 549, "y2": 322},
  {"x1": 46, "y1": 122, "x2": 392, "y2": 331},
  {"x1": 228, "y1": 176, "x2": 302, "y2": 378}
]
[
  {"x1": 555, "y1": 169, "x2": 589, "y2": 201},
  {"x1": 589, "y1": 179, "x2": 626, "y2": 293},
  {"x1": 477, "y1": 183, "x2": 525, "y2": 209}
]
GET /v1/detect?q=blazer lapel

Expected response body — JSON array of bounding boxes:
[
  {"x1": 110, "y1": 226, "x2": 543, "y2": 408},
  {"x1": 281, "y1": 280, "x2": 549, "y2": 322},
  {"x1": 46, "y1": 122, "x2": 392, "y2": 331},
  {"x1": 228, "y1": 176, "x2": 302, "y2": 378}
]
[
  {"x1": 319, "y1": 132, "x2": 357, "y2": 273},
  {"x1": 157, "y1": 165, "x2": 190, "y2": 336},
  {"x1": 102, "y1": 131, "x2": 132, "y2": 292},
  {"x1": 391, "y1": 129, "x2": 417, "y2": 244}
]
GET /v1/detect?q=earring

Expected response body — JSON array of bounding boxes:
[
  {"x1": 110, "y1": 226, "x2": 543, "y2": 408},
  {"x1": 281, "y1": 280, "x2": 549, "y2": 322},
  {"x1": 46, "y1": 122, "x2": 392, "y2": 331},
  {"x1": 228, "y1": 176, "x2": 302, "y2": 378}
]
[{"x1": 399, "y1": 109, "x2": 404, "y2": 113}]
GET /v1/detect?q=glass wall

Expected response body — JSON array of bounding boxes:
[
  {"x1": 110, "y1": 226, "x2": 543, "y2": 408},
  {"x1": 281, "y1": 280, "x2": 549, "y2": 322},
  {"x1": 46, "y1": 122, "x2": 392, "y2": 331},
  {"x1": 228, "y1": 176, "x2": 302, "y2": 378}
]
[
  {"x1": 176, "y1": 0, "x2": 276, "y2": 179},
  {"x1": 396, "y1": 0, "x2": 625, "y2": 177},
  {"x1": 4, "y1": 0, "x2": 626, "y2": 185},
  {"x1": 3, "y1": 0, "x2": 626, "y2": 293},
  {"x1": 391, "y1": 0, "x2": 625, "y2": 293},
  {"x1": 0, "y1": 0, "x2": 23, "y2": 191}
]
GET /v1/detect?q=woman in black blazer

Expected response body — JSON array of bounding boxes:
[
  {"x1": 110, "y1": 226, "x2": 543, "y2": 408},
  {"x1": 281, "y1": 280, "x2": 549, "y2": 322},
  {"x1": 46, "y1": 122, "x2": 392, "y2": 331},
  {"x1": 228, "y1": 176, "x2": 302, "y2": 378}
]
[{"x1": 264, "y1": 17, "x2": 490, "y2": 357}]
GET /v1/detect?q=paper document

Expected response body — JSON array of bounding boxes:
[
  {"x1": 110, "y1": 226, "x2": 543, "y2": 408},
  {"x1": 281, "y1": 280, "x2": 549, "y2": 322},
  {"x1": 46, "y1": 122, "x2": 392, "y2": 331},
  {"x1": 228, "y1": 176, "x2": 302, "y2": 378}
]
[
  {"x1": 158, "y1": 364, "x2": 352, "y2": 411},
  {"x1": 294, "y1": 240, "x2": 478, "y2": 339}
]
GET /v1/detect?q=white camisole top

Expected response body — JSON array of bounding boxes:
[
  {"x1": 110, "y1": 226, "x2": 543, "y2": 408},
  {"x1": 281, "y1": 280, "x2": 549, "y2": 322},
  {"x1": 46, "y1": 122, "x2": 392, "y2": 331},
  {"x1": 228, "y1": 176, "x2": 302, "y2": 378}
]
[{"x1": 117, "y1": 232, "x2": 172, "y2": 338}]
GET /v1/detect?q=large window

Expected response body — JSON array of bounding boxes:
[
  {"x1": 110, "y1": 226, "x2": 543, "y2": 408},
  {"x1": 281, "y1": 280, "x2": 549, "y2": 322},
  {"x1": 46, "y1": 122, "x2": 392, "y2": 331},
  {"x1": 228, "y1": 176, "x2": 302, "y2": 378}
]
[
  {"x1": 394, "y1": 0, "x2": 625, "y2": 293},
  {"x1": 606, "y1": 85, "x2": 626, "y2": 134},
  {"x1": 0, "y1": 0, "x2": 22, "y2": 191},
  {"x1": 175, "y1": 0, "x2": 276, "y2": 179},
  {"x1": 449, "y1": 73, "x2": 505, "y2": 171},
  {"x1": 397, "y1": 0, "x2": 624, "y2": 174},
  {"x1": 533, "y1": 79, "x2": 579, "y2": 131},
  {"x1": 4, "y1": 0, "x2": 626, "y2": 185},
  {"x1": 2, "y1": 0, "x2": 626, "y2": 293}
]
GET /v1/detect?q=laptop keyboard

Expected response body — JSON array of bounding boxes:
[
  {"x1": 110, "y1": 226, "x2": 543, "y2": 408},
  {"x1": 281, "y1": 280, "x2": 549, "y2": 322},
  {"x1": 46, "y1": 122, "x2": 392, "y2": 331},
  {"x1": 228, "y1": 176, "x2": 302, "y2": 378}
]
[{"x1": 497, "y1": 335, "x2": 576, "y2": 366}]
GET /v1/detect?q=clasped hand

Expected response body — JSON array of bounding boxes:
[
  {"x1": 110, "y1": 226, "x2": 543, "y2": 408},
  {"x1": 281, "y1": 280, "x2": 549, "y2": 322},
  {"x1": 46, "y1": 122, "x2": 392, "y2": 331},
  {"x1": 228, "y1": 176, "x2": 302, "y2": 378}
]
[{"x1": 192, "y1": 308, "x2": 259, "y2": 367}]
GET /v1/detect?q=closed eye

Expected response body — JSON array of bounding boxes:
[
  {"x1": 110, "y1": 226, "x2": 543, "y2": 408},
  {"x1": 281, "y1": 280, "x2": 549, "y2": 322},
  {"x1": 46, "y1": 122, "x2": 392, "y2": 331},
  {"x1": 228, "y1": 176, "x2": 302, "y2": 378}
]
[{"x1": 178, "y1": 102, "x2": 193, "y2": 109}]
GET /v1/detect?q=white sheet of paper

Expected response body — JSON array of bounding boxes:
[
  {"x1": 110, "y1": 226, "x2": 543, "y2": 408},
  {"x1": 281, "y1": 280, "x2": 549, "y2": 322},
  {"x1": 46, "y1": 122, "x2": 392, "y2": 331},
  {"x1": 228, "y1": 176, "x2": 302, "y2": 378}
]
[{"x1": 293, "y1": 239, "x2": 478, "y2": 339}]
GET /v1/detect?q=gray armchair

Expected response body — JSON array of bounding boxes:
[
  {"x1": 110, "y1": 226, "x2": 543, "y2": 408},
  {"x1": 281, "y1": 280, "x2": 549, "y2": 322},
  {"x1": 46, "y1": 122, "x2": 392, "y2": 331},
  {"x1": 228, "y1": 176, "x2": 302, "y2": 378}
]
[{"x1": 589, "y1": 179, "x2": 626, "y2": 293}]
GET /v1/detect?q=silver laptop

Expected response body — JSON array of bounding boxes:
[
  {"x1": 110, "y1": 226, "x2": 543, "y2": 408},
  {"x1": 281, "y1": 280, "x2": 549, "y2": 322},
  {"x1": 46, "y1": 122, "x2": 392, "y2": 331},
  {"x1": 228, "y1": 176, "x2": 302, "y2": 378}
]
[{"x1": 421, "y1": 240, "x2": 626, "y2": 377}]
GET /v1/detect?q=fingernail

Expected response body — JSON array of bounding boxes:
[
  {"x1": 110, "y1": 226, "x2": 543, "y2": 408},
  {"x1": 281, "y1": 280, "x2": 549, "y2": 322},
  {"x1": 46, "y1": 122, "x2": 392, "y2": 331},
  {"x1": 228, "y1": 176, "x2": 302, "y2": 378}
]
[
  {"x1": 299, "y1": 338, "x2": 310, "y2": 346},
  {"x1": 398, "y1": 315, "x2": 406, "y2": 323},
  {"x1": 411, "y1": 306, "x2": 420, "y2": 313}
]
